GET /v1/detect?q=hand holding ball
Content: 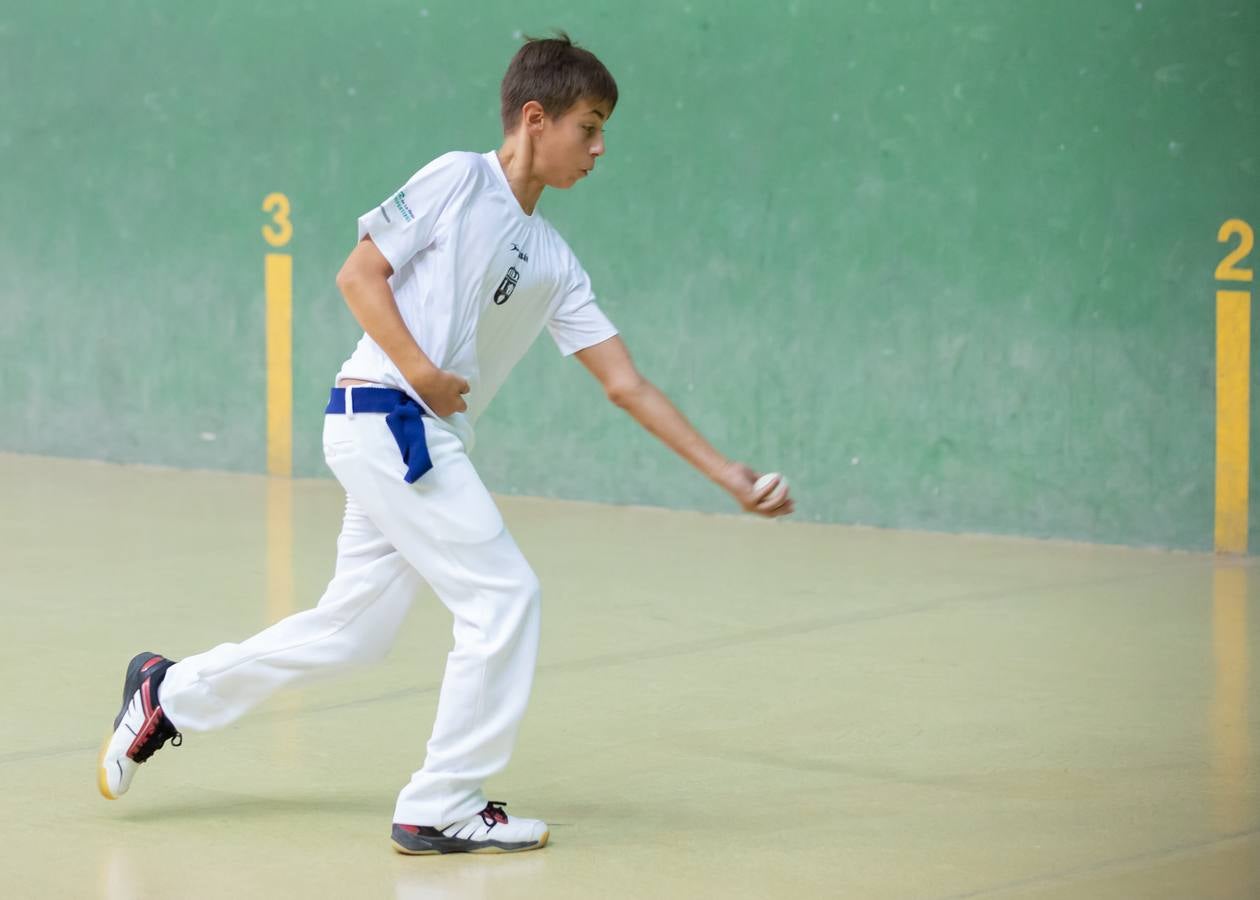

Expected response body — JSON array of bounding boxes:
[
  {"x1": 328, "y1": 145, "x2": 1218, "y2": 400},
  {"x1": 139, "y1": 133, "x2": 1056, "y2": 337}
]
[{"x1": 753, "y1": 472, "x2": 789, "y2": 507}]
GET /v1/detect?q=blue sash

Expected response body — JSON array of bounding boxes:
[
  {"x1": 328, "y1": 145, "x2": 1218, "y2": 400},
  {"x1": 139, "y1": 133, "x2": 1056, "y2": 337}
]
[{"x1": 325, "y1": 387, "x2": 433, "y2": 484}]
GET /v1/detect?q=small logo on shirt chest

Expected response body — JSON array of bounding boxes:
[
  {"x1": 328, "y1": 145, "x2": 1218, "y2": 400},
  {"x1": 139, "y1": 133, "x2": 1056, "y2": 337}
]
[
  {"x1": 493, "y1": 242, "x2": 529, "y2": 305},
  {"x1": 493, "y1": 266, "x2": 521, "y2": 305}
]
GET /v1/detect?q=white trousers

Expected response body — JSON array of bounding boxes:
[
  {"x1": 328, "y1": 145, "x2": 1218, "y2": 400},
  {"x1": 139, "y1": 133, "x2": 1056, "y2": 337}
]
[{"x1": 158, "y1": 406, "x2": 542, "y2": 826}]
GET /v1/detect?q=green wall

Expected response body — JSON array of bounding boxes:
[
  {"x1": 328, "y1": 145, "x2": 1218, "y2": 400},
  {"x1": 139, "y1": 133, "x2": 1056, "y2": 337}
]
[{"x1": 2, "y1": 0, "x2": 1258, "y2": 551}]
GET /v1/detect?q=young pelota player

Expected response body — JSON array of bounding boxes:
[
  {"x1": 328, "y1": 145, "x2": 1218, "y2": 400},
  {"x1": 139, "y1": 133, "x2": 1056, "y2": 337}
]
[{"x1": 99, "y1": 33, "x2": 794, "y2": 855}]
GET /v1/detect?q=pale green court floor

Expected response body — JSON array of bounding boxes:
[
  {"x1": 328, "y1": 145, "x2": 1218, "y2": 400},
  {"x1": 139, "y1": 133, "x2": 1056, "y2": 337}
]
[{"x1": 1, "y1": 452, "x2": 1258, "y2": 900}]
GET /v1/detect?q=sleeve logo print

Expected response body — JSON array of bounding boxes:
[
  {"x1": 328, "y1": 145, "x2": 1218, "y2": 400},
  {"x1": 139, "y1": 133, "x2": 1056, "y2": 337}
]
[
  {"x1": 391, "y1": 190, "x2": 416, "y2": 223},
  {"x1": 493, "y1": 267, "x2": 520, "y2": 305}
]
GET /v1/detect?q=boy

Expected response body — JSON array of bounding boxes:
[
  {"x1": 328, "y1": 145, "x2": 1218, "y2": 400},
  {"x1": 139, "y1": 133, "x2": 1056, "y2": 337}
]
[{"x1": 98, "y1": 34, "x2": 793, "y2": 855}]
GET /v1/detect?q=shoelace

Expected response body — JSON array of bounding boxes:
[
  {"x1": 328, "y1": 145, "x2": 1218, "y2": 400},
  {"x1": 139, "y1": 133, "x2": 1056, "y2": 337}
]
[
  {"x1": 479, "y1": 801, "x2": 510, "y2": 827},
  {"x1": 132, "y1": 714, "x2": 182, "y2": 763}
]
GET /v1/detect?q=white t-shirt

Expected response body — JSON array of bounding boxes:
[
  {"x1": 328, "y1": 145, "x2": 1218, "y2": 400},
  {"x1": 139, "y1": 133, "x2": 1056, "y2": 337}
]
[{"x1": 336, "y1": 150, "x2": 618, "y2": 447}]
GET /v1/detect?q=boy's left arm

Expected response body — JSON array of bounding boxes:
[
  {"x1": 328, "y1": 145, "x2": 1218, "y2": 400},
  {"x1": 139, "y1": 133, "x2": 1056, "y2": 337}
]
[{"x1": 575, "y1": 336, "x2": 793, "y2": 518}]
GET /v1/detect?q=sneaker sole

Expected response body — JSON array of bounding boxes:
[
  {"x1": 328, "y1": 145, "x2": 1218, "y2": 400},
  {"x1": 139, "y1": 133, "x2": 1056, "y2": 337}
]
[
  {"x1": 97, "y1": 733, "x2": 119, "y2": 800},
  {"x1": 390, "y1": 830, "x2": 549, "y2": 855}
]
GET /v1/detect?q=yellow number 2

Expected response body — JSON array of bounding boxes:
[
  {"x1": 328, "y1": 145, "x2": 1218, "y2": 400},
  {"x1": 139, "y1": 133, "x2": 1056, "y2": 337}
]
[
  {"x1": 1216, "y1": 219, "x2": 1254, "y2": 283},
  {"x1": 262, "y1": 193, "x2": 293, "y2": 248}
]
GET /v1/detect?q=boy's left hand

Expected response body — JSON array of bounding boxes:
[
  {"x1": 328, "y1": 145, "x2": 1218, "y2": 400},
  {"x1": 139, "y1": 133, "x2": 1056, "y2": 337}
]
[{"x1": 718, "y1": 462, "x2": 795, "y2": 518}]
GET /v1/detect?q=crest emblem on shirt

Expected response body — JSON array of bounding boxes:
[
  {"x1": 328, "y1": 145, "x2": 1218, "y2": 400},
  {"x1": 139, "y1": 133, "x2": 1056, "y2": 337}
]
[{"x1": 494, "y1": 266, "x2": 520, "y2": 305}]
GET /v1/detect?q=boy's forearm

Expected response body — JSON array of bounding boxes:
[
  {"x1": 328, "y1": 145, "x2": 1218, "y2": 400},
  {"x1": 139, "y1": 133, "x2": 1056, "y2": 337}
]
[
  {"x1": 336, "y1": 273, "x2": 437, "y2": 385},
  {"x1": 613, "y1": 381, "x2": 729, "y2": 483}
]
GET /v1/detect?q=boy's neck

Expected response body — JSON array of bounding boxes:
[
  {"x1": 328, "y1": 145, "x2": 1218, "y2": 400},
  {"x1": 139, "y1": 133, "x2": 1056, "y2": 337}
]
[{"x1": 495, "y1": 133, "x2": 545, "y2": 216}]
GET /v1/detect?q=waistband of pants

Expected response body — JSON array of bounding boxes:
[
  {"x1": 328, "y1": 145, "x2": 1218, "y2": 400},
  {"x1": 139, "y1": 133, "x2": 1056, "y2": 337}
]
[
  {"x1": 325, "y1": 387, "x2": 433, "y2": 483},
  {"x1": 325, "y1": 386, "x2": 424, "y2": 416}
]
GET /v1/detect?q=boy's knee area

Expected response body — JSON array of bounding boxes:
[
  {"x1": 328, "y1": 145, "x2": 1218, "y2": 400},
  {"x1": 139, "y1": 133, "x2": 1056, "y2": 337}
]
[{"x1": 489, "y1": 568, "x2": 541, "y2": 622}]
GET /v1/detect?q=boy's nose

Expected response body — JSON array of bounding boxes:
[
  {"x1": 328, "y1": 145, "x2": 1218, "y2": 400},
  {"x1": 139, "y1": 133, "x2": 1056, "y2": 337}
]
[{"x1": 591, "y1": 138, "x2": 605, "y2": 157}]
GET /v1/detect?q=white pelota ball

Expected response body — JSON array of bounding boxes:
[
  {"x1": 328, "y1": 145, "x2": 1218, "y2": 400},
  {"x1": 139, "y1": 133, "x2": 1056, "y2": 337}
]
[{"x1": 754, "y1": 472, "x2": 789, "y2": 505}]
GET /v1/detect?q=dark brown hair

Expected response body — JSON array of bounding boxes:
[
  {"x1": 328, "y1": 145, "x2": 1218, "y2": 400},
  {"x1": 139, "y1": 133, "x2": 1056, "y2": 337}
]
[{"x1": 500, "y1": 32, "x2": 618, "y2": 133}]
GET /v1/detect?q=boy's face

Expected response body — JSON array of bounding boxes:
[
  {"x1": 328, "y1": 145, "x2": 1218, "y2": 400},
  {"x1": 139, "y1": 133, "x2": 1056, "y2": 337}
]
[{"x1": 533, "y1": 98, "x2": 612, "y2": 189}]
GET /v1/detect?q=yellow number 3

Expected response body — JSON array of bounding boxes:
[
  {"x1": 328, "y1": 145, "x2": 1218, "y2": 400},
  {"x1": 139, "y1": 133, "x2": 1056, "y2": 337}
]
[{"x1": 262, "y1": 193, "x2": 293, "y2": 247}]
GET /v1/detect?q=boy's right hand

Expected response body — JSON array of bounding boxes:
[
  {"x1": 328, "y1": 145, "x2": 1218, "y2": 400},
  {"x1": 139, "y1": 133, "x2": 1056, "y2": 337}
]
[
  {"x1": 410, "y1": 366, "x2": 470, "y2": 416},
  {"x1": 717, "y1": 461, "x2": 795, "y2": 518}
]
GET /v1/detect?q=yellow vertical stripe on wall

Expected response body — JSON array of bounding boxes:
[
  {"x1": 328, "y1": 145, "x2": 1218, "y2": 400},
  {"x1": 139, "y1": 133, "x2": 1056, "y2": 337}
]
[
  {"x1": 265, "y1": 253, "x2": 293, "y2": 477},
  {"x1": 1215, "y1": 290, "x2": 1250, "y2": 554}
]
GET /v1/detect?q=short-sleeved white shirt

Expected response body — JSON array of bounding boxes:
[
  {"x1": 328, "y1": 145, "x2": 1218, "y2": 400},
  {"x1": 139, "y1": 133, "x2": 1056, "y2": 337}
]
[{"x1": 336, "y1": 150, "x2": 618, "y2": 447}]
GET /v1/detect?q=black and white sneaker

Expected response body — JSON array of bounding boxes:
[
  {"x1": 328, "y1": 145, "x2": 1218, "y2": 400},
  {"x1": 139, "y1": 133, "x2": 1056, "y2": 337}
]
[
  {"x1": 391, "y1": 802, "x2": 549, "y2": 855},
  {"x1": 97, "y1": 652, "x2": 182, "y2": 799}
]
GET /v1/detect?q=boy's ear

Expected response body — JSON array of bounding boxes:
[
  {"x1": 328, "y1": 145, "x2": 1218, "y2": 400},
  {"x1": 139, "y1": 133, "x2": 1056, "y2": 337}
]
[{"x1": 521, "y1": 100, "x2": 547, "y2": 134}]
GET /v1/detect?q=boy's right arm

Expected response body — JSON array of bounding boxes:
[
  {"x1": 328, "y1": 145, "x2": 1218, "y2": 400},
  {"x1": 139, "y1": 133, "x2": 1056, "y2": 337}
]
[{"x1": 334, "y1": 236, "x2": 469, "y2": 416}]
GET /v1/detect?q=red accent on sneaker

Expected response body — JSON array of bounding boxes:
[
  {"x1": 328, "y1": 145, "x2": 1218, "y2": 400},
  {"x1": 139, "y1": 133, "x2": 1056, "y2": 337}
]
[
  {"x1": 396, "y1": 824, "x2": 420, "y2": 834},
  {"x1": 141, "y1": 679, "x2": 154, "y2": 717},
  {"x1": 126, "y1": 706, "x2": 164, "y2": 759},
  {"x1": 140, "y1": 657, "x2": 164, "y2": 673}
]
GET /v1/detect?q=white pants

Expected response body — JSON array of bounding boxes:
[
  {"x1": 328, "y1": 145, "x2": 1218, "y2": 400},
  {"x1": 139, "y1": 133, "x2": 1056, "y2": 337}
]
[{"x1": 158, "y1": 406, "x2": 542, "y2": 826}]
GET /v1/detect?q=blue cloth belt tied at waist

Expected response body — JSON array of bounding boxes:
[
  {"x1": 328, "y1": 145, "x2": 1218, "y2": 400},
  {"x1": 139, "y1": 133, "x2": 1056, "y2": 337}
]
[{"x1": 325, "y1": 387, "x2": 433, "y2": 484}]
